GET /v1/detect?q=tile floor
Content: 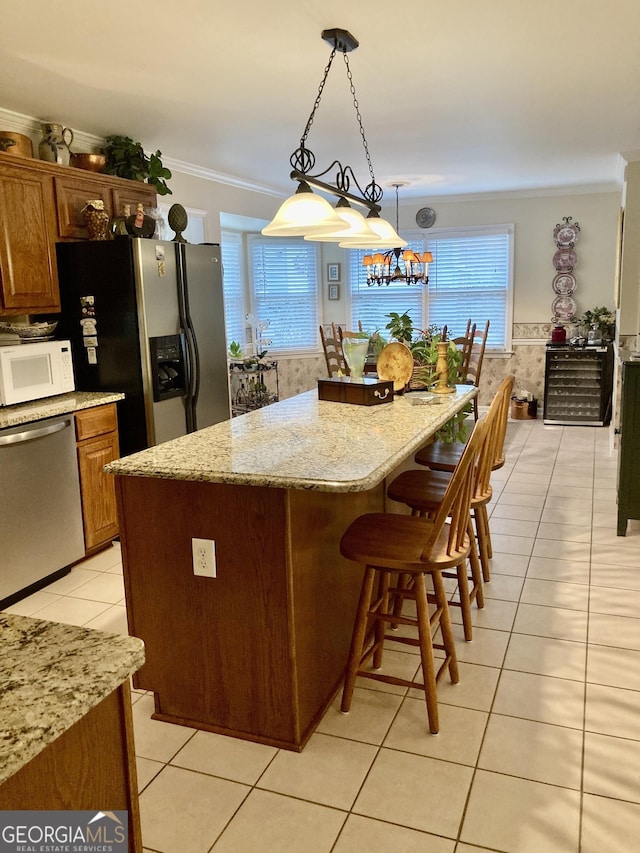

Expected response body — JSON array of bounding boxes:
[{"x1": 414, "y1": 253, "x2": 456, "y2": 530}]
[{"x1": 6, "y1": 420, "x2": 640, "y2": 852}]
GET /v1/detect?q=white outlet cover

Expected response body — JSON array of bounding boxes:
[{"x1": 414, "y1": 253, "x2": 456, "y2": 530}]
[{"x1": 192, "y1": 537, "x2": 216, "y2": 578}]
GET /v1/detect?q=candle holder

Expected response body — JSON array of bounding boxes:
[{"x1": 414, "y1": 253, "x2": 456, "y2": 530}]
[{"x1": 431, "y1": 340, "x2": 456, "y2": 394}]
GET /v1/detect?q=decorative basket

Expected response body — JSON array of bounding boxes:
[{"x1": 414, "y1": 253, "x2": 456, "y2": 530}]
[{"x1": 408, "y1": 363, "x2": 431, "y2": 391}]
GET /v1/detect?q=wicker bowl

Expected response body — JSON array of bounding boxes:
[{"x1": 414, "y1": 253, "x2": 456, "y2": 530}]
[{"x1": 0, "y1": 321, "x2": 58, "y2": 339}]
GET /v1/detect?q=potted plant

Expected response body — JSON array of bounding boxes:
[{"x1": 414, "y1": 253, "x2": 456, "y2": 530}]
[
  {"x1": 384, "y1": 312, "x2": 470, "y2": 442},
  {"x1": 579, "y1": 306, "x2": 615, "y2": 342},
  {"x1": 102, "y1": 135, "x2": 172, "y2": 195}
]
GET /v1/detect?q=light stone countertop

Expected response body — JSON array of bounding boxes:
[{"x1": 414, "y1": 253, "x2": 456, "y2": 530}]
[
  {"x1": 0, "y1": 391, "x2": 124, "y2": 430},
  {"x1": 106, "y1": 386, "x2": 477, "y2": 492},
  {"x1": 0, "y1": 613, "x2": 144, "y2": 786}
]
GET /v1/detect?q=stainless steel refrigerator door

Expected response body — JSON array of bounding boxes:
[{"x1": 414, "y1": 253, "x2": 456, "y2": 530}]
[
  {"x1": 182, "y1": 244, "x2": 231, "y2": 429},
  {"x1": 0, "y1": 415, "x2": 85, "y2": 604},
  {"x1": 133, "y1": 239, "x2": 190, "y2": 445}
]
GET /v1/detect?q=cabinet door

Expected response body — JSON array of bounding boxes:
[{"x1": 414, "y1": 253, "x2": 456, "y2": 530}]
[
  {"x1": 0, "y1": 163, "x2": 60, "y2": 311},
  {"x1": 54, "y1": 175, "x2": 112, "y2": 239},
  {"x1": 77, "y1": 432, "x2": 120, "y2": 551},
  {"x1": 111, "y1": 183, "x2": 157, "y2": 218}
]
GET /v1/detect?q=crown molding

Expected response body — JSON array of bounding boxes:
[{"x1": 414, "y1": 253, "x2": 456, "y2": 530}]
[
  {"x1": 422, "y1": 181, "x2": 622, "y2": 204},
  {"x1": 160, "y1": 155, "x2": 284, "y2": 198}
]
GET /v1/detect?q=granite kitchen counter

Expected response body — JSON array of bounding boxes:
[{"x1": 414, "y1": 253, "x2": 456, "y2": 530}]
[
  {"x1": 0, "y1": 612, "x2": 144, "y2": 785},
  {"x1": 0, "y1": 390, "x2": 124, "y2": 429},
  {"x1": 107, "y1": 385, "x2": 477, "y2": 492}
]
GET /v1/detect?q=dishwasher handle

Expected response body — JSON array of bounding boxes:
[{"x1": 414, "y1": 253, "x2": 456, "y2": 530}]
[{"x1": 0, "y1": 417, "x2": 72, "y2": 447}]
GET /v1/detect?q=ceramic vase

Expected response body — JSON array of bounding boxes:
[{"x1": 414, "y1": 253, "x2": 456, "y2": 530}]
[{"x1": 38, "y1": 122, "x2": 74, "y2": 165}]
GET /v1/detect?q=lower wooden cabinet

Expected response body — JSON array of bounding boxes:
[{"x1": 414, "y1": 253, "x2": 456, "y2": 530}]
[{"x1": 75, "y1": 403, "x2": 120, "y2": 553}]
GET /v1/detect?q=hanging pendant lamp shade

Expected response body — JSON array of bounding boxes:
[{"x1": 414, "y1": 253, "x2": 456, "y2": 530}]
[
  {"x1": 339, "y1": 212, "x2": 407, "y2": 249},
  {"x1": 304, "y1": 198, "x2": 379, "y2": 243},
  {"x1": 262, "y1": 182, "x2": 345, "y2": 237}
]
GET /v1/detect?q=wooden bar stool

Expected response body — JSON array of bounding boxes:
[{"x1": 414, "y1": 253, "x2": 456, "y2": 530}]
[
  {"x1": 339, "y1": 418, "x2": 486, "y2": 734},
  {"x1": 415, "y1": 375, "x2": 513, "y2": 474},
  {"x1": 395, "y1": 377, "x2": 514, "y2": 589}
]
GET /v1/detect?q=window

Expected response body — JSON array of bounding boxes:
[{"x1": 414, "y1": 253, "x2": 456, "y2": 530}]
[
  {"x1": 248, "y1": 236, "x2": 320, "y2": 353},
  {"x1": 348, "y1": 224, "x2": 513, "y2": 351},
  {"x1": 348, "y1": 240, "x2": 425, "y2": 338},
  {"x1": 220, "y1": 231, "x2": 247, "y2": 348}
]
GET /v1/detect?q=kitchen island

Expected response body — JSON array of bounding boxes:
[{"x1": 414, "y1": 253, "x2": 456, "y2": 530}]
[
  {"x1": 0, "y1": 613, "x2": 144, "y2": 850},
  {"x1": 108, "y1": 386, "x2": 476, "y2": 750}
]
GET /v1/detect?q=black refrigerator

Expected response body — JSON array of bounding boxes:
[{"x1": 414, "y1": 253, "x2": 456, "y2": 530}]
[{"x1": 56, "y1": 238, "x2": 231, "y2": 456}]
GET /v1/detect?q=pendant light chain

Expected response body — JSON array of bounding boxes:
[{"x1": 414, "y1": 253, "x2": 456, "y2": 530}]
[
  {"x1": 300, "y1": 47, "x2": 338, "y2": 146},
  {"x1": 343, "y1": 52, "x2": 376, "y2": 188}
]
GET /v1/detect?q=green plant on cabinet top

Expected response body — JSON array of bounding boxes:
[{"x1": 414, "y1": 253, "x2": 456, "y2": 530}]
[{"x1": 103, "y1": 135, "x2": 172, "y2": 195}]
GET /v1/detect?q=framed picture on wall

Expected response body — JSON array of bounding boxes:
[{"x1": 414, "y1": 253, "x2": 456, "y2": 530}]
[
  {"x1": 328, "y1": 283, "x2": 340, "y2": 301},
  {"x1": 327, "y1": 262, "x2": 341, "y2": 282}
]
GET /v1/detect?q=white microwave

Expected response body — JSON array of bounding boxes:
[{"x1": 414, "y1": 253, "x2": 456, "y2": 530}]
[{"x1": 0, "y1": 340, "x2": 76, "y2": 406}]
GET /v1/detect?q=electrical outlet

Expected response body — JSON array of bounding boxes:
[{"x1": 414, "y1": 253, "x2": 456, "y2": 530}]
[{"x1": 192, "y1": 538, "x2": 216, "y2": 578}]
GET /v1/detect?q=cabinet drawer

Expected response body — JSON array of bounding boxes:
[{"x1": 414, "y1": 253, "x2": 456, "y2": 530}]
[
  {"x1": 54, "y1": 176, "x2": 112, "y2": 239},
  {"x1": 75, "y1": 403, "x2": 118, "y2": 441}
]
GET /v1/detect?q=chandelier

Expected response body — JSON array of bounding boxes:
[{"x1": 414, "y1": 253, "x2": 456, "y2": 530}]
[
  {"x1": 362, "y1": 184, "x2": 433, "y2": 286},
  {"x1": 262, "y1": 29, "x2": 405, "y2": 249}
]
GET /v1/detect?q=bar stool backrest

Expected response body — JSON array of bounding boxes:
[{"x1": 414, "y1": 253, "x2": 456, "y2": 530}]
[
  {"x1": 492, "y1": 374, "x2": 515, "y2": 468},
  {"x1": 421, "y1": 415, "x2": 488, "y2": 561},
  {"x1": 319, "y1": 325, "x2": 349, "y2": 377}
]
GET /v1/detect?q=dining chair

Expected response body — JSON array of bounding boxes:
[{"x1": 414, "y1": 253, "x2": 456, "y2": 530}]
[
  {"x1": 319, "y1": 324, "x2": 349, "y2": 377},
  {"x1": 467, "y1": 320, "x2": 490, "y2": 419},
  {"x1": 451, "y1": 320, "x2": 476, "y2": 383},
  {"x1": 410, "y1": 375, "x2": 514, "y2": 582},
  {"x1": 339, "y1": 416, "x2": 486, "y2": 734}
]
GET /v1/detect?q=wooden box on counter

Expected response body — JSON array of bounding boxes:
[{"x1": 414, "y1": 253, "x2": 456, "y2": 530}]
[{"x1": 318, "y1": 376, "x2": 394, "y2": 406}]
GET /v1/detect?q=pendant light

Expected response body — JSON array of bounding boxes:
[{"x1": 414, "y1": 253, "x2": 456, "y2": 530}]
[{"x1": 261, "y1": 29, "x2": 398, "y2": 246}]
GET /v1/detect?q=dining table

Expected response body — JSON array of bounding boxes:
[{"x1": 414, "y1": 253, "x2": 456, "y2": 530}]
[{"x1": 107, "y1": 384, "x2": 477, "y2": 751}]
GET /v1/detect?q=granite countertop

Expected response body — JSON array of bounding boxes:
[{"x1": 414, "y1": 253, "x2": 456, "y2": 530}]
[
  {"x1": 106, "y1": 385, "x2": 477, "y2": 492},
  {"x1": 0, "y1": 391, "x2": 124, "y2": 430},
  {"x1": 0, "y1": 613, "x2": 144, "y2": 786}
]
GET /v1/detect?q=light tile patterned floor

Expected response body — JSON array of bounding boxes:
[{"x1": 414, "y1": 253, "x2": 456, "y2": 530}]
[{"x1": 6, "y1": 420, "x2": 640, "y2": 852}]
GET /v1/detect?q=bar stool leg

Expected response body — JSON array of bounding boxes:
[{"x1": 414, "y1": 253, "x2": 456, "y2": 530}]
[
  {"x1": 431, "y1": 570, "x2": 459, "y2": 685},
  {"x1": 468, "y1": 518, "x2": 485, "y2": 609},
  {"x1": 475, "y1": 506, "x2": 492, "y2": 582},
  {"x1": 456, "y1": 560, "x2": 473, "y2": 642},
  {"x1": 372, "y1": 570, "x2": 390, "y2": 669},
  {"x1": 341, "y1": 565, "x2": 376, "y2": 714},
  {"x1": 414, "y1": 572, "x2": 440, "y2": 734}
]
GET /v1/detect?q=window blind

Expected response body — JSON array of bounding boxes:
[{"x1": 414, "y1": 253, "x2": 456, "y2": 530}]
[
  {"x1": 249, "y1": 236, "x2": 320, "y2": 352},
  {"x1": 426, "y1": 228, "x2": 512, "y2": 348},
  {"x1": 347, "y1": 226, "x2": 513, "y2": 350},
  {"x1": 220, "y1": 231, "x2": 247, "y2": 348}
]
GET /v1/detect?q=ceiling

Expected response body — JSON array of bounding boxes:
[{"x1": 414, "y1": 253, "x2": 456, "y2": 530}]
[{"x1": 2, "y1": 1, "x2": 640, "y2": 202}]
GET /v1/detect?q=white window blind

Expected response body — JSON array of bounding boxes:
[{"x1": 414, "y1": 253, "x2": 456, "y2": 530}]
[
  {"x1": 347, "y1": 225, "x2": 513, "y2": 350},
  {"x1": 220, "y1": 231, "x2": 247, "y2": 348},
  {"x1": 426, "y1": 227, "x2": 512, "y2": 349},
  {"x1": 248, "y1": 236, "x2": 320, "y2": 352},
  {"x1": 348, "y1": 241, "x2": 425, "y2": 337}
]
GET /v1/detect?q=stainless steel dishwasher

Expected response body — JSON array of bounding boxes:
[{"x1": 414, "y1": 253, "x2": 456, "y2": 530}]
[{"x1": 0, "y1": 414, "x2": 85, "y2": 606}]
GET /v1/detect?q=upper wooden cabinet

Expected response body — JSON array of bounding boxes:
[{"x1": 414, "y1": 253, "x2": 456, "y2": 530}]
[
  {"x1": 0, "y1": 160, "x2": 59, "y2": 312},
  {"x1": 0, "y1": 152, "x2": 158, "y2": 315}
]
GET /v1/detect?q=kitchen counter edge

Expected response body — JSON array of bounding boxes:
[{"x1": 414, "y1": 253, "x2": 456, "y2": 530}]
[
  {"x1": 0, "y1": 391, "x2": 125, "y2": 430},
  {"x1": 0, "y1": 612, "x2": 144, "y2": 786}
]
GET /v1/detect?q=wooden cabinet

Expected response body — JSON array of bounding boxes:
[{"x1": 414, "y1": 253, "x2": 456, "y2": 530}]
[
  {"x1": 0, "y1": 152, "x2": 157, "y2": 315},
  {"x1": 0, "y1": 159, "x2": 60, "y2": 312},
  {"x1": 617, "y1": 361, "x2": 640, "y2": 535},
  {"x1": 75, "y1": 403, "x2": 120, "y2": 553},
  {"x1": 55, "y1": 174, "x2": 157, "y2": 240}
]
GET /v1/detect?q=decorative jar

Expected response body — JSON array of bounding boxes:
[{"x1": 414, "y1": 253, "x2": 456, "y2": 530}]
[
  {"x1": 82, "y1": 200, "x2": 110, "y2": 241},
  {"x1": 38, "y1": 122, "x2": 74, "y2": 165}
]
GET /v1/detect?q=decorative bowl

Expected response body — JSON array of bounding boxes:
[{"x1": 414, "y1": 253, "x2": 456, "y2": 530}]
[
  {"x1": 0, "y1": 321, "x2": 58, "y2": 339},
  {"x1": 70, "y1": 153, "x2": 107, "y2": 173}
]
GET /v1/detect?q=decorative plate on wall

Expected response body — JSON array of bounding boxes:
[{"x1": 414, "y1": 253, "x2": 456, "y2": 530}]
[
  {"x1": 553, "y1": 248, "x2": 578, "y2": 271},
  {"x1": 552, "y1": 272, "x2": 577, "y2": 294},
  {"x1": 553, "y1": 217, "x2": 581, "y2": 248},
  {"x1": 551, "y1": 294, "x2": 577, "y2": 320}
]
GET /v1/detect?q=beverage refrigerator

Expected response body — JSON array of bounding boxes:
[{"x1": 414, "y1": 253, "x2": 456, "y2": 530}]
[{"x1": 56, "y1": 238, "x2": 231, "y2": 456}]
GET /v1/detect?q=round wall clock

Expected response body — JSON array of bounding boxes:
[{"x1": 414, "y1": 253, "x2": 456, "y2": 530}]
[{"x1": 416, "y1": 207, "x2": 436, "y2": 228}]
